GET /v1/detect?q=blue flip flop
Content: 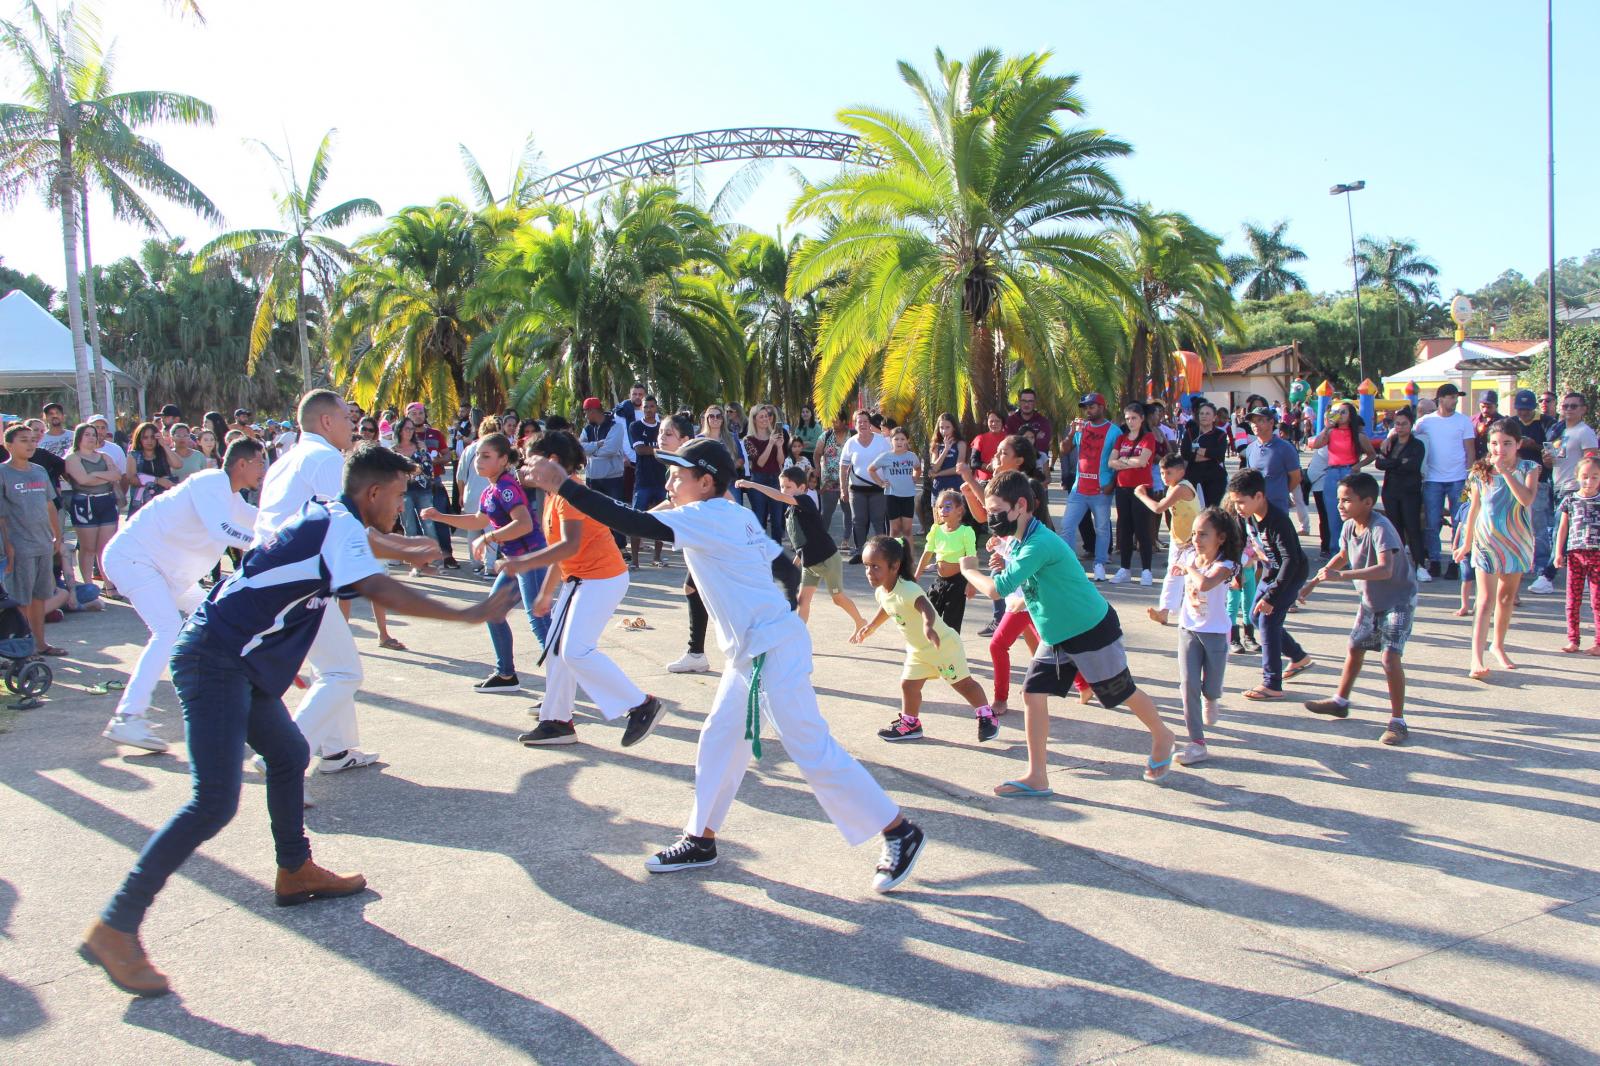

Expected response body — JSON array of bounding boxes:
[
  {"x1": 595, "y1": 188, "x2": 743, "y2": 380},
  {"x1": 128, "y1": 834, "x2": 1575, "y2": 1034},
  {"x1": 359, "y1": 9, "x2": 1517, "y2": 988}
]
[
  {"x1": 1143, "y1": 756, "x2": 1173, "y2": 784},
  {"x1": 994, "y1": 780, "x2": 1054, "y2": 798}
]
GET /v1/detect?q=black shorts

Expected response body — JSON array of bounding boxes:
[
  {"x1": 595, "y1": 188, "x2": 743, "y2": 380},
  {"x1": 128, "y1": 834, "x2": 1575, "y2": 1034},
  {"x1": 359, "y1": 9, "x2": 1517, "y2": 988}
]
[
  {"x1": 887, "y1": 494, "x2": 916, "y2": 521},
  {"x1": 1022, "y1": 607, "x2": 1137, "y2": 707}
]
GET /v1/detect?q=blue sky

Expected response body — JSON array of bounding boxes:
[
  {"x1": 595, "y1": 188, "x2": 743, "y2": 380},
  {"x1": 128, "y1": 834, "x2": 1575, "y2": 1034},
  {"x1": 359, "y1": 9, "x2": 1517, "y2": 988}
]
[{"x1": 4, "y1": 0, "x2": 1595, "y2": 300}]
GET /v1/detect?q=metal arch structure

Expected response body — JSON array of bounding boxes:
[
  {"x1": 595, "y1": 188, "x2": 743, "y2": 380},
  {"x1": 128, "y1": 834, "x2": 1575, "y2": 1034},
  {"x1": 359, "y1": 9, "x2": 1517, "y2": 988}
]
[{"x1": 532, "y1": 127, "x2": 877, "y2": 205}]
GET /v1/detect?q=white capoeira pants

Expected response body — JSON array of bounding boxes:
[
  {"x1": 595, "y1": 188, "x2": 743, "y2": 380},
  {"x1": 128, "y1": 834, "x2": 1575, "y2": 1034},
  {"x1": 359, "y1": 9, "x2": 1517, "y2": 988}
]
[
  {"x1": 539, "y1": 572, "x2": 645, "y2": 723},
  {"x1": 1157, "y1": 540, "x2": 1190, "y2": 617},
  {"x1": 294, "y1": 606, "x2": 363, "y2": 757},
  {"x1": 688, "y1": 630, "x2": 899, "y2": 847},
  {"x1": 102, "y1": 547, "x2": 206, "y2": 721}
]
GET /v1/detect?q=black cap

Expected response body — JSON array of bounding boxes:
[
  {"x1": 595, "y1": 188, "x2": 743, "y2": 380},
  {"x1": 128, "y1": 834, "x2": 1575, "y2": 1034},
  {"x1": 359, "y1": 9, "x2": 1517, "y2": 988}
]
[
  {"x1": 159, "y1": 403, "x2": 181, "y2": 417},
  {"x1": 1435, "y1": 383, "x2": 1461, "y2": 399},
  {"x1": 233, "y1": 408, "x2": 252, "y2": 419},
  {"x1": 1249, "y1": 406, "x2": 1279, "y2": 421},
  {"x1": 42, "y1": 401, "x2": 63, "y2": 414},
  {"x1": 658, "y1": 438, "x2": 735, "y2": 483}
]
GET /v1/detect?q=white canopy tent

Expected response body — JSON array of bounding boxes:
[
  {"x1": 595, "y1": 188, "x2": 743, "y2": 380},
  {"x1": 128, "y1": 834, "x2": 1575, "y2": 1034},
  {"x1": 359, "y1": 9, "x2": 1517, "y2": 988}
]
[
  {"x1": 0, "y1": 289, "x2": 133, "y2": 402},
  {"x1": 1380, "y1": 339, "x2": 1548, "y2": 400}
]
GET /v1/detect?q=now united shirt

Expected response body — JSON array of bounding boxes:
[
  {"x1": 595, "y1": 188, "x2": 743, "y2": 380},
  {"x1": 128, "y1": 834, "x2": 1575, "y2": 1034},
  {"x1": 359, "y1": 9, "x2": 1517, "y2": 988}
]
[{"x1": 174, "y1": 496, "x2": 383, "y2": 695}]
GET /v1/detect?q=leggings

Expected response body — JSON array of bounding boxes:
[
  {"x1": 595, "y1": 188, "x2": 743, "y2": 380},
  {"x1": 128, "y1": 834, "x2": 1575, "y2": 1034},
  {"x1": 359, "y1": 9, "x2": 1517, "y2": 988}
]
[
  {"x1": 1177, "y1": 628, "x2": 1227, "y2": 744},
  {"x1": 686, "y1": 581, "x2": 708, "y2": 655},
  {"x1": 927, "y1": 571, "x2": 968, "y2": 632},
  {"x1": 1565, "y1": 549, "x2": 1600, "y2": 647},
  {"x1": 1384, "y1": 488, "x2": 1427, "y2": 570},
  {"x1": 1115, "y1": 486, "x2": 1153, "y2": 570},
  {"x1": 1228, "y1": 566, "x2": 1259, "y2": 628},
  {"x1": 988, "y1": 609, "x2": 1038, "y2": 705}
]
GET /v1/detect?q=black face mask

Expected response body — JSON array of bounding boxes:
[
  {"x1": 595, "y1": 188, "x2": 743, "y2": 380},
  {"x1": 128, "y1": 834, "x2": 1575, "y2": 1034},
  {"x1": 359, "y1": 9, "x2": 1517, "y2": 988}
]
[{"x1": 987, "y1": 509, "x2": 1020, "y2": 538}]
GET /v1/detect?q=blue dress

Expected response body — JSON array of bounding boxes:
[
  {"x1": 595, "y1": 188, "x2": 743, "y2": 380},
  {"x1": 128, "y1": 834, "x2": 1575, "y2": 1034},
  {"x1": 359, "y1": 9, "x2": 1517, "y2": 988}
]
[{"x1": 1471, "y1": 459, "x2": 1539, "y2": 574}]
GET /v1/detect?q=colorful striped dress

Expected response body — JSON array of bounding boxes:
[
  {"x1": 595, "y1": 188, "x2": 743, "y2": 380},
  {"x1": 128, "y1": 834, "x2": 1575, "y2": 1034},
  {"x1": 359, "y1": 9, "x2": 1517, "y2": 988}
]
[{"x1": 1471, "y1": 459, "x2": 1540, "y2": 574}]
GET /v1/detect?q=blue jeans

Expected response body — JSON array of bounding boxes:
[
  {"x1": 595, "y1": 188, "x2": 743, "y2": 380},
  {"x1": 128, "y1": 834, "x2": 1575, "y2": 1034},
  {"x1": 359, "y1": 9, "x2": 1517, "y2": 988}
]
[
  {"x1": 1532, "y1": 481, "x2": 1555, "y2": 577},
  {"x1": 1253, "y1": 586, "x2": 1307, "y2": 690},
  {"x1": 744, "y1": 472, "x2": 784, "y2": 542},
  {"x1": 1422, "y1": 480, "x2": 1465, "y2": 564},
  {"x1": 402, "y1": 486, "x2": 436, "y2": 540},
  {"x1": 1059, "y1": 490, "x2": 1113, "y2": 566},
  {"x1": 487, "y1": 565, "x2": 549, "y2": 676},
  {"x1": 102, "y1": 650, "x2": 311, "y2": 933},
  {"x1": 430, "y1": 484, "x2": 456, "y2": 559}
]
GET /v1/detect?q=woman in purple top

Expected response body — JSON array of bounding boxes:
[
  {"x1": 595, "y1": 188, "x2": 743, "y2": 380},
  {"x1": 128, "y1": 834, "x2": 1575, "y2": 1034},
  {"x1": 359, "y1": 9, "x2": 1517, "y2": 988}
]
[{"x1": 423, "y1": 434, "x2": 550, "y2": 693}]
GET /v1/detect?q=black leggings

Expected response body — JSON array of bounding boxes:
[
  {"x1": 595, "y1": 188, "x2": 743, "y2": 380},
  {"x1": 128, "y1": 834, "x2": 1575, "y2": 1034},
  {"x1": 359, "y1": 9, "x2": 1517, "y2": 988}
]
[
  {"x1": 1115, "y1": 486, "x2": 1153, "y2": 570},
  {"x1": 1383, "y1": 488, "x2": 1426, "y2": 569},
  {"x1": 685, "y1": 581, "x2": 708, "y2": 655}
]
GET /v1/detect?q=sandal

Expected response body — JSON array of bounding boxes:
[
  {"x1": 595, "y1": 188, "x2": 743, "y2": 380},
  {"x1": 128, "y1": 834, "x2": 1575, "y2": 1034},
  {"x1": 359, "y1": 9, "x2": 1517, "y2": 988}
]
[
  {"x1": 993, "y1": 780, "x2": 1054, "y2": 798},
  {"x1": 40, "y1": 645, "x2": 67, "y2": 657},
  {"x1": 379, "y1": 636, "x2": 407, "y2": 651},
  {"x1": 1242, "y1": 687, "x2": 1284, "y2": 701},
  {"x1": 1143, "y1": 756, "x2": 1174, "y2": 784},
  {"x1": 1283, "y1": 658, "x2": 1313, "y2": 680}
]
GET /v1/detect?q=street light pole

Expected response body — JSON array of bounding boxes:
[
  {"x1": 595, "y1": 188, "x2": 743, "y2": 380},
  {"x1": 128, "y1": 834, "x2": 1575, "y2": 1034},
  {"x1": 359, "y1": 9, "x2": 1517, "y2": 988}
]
[
  {"x1": 1546, "y1": 0, "x2": 1558, "y2": 393},
  {"x1": 1331, "y1": 181, "x2": 1367, "y2": 384}
]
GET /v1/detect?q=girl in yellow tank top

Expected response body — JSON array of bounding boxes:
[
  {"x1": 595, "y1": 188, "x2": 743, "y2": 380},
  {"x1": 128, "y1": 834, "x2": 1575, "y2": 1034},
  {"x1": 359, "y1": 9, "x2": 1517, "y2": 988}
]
[{"x1": 1137, "y1": 454, "x2": 1200, "y2": 625}]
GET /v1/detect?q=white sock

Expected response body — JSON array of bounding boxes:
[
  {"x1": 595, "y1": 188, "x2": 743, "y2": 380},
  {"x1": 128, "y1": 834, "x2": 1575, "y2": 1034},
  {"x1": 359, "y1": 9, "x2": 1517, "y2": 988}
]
[{"x1": 1330, "y1": 695, "x2": 1350, "y2": 707}]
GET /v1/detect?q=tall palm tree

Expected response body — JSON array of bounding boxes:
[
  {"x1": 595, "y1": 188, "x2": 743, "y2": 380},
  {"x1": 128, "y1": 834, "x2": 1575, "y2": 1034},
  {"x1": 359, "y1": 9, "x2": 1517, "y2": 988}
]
[
  {"x1": 1225, "y1": 221, "x2": 1309, "y2": 301},
  {"x1": 787, "y1": 48, "x2": 1136, "y2": 428},
  {"x1": 1, "y1": 1, "x2": 216, "y2": 416},
  {"x1": 726, "y1": 229, "x2": 817, "y2": 417},
  {"x1": 468, "y1": 184, "x2": 744, "y2": 412},
  {"x1": 1108, "y1": 204, "x2": 1240, "y2": 403},
  {"x1": 330, "y1": 199, "x2": 492, "y2": 413},
  {"x1": 195, "y1": 130, "x2": 379, "y2": 389},
  {"x1": 459, "y1": 133, "x2": 544, "y2": 210},
  {"x1": 1355, "y1": 236, "x2": 1439, "y2": 332}
]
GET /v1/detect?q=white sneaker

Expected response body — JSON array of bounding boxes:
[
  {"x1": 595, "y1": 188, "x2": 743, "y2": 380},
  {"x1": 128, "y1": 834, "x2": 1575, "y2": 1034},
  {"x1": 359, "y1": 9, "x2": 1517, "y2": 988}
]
[
  {"x1": 1177, "y1": 741, "x2": 1209, "y2": 766},
  {"x1": 102, "y1": 715, "x2": 169, "y2": 753},
  {"x1": 1416, "y1": 566, "x2": 1432, "y2": 584},
  {"x1": 1110, "y1": 568, "x2": 1131, "y2": 584},
  {"x1": 527, "y1": 698, "x2": 543, "y2": 717},
  {"x1": 1140, "y1": 569, "x2": 1153, "y2": 587},
  {"x1": 1204, "y1": 699, "x2": 1221, "y2": 726},
  {"x1": 667, "y1": 651, "x2": 710, "y2": 674},
  {"x1": 250, "y1": 754, "x2": 266, "y2": 774},
  {"x1": 1093, "y1": 563, "x2": 1106, "y2": 582},
  {"x1": 318, "y1": 749, "x2": 380, "y2": 774},
  {"x1": 1529, "y1": 575, "x2": 1555, "y2": 595}
]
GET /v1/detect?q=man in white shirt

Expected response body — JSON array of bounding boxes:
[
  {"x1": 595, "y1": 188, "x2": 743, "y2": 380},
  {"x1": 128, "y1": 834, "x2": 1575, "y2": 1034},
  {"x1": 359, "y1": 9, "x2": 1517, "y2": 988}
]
[
  {"x1": 1413, "y1": 383, "x2": 1477, "y2": 579},
  {"x1": 101, "y1": 439, "x2": 266, "y2": 752}
]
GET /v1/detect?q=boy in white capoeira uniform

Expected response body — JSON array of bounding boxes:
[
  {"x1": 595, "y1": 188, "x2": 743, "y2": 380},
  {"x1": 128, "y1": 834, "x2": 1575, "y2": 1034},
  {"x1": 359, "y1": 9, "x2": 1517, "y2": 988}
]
[
  {"x1": 101, "y1": 438, "x2": 267, "y2": 752},
  {"x1": 524, "y1": 438, "x2": 925, "y2": 892}
]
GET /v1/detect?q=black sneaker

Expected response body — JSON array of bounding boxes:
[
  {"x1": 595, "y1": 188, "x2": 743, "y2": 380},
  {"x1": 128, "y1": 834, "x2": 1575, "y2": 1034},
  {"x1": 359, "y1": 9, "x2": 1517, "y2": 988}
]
[
  {"x1": 644, "y1": 834, "x2": 718, "y2": 873},
  {"x1": 1240, "y1": 631, "x2": 1261, "y2": 654},
  {"x1": 847, "y1": 553, "x2": 864, "y2": 565},
  {"x1": 1304, "y1": 698, "x2": 1350, "y2": 719},
  {"x1": 977, "y1": 712, "x2": 998, "y2": 743},
  {"x1": 474, "y1": 673, "x2": 521, "y2": 695},
  {"x1": 872, "y1": 820, "x2": 925, "y2": 893},
  {"x1": 442, "y1": 557, "x2": 460, "y2": 570},
  {"x1": 1229, "y1": 638, "x2": 1248, "y2": 656},
  {"x1": 978, "y1": 622, "x2": 997, "y2": 637},
  {"x1": 878, "y1": 715, "x2": 924, "y2": 742},
  {"x1": 518, "y1": 720, "x2": 577, "y2": 745},
  {"x1": 1444, "y1": 561, "x2": 1460, "y2": 581},
  {"x1": 620, "y1": 696, "x2": 664, "y2": 747},
  {"x1": 1427, "y1": 560, "x2": 1441, "y2": 579}
]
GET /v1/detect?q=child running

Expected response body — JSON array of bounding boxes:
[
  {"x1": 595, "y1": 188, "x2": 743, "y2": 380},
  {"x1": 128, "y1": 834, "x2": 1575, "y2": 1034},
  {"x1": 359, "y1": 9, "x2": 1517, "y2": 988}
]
[
  {"x1": 1137, "y1": 453, "x2": 1199, "y2": 626},
  {"x1": 1228, "y1": 468, "x2": 1314, "y2": 700},
  {"x1": 422, "y1": 433, "x2": 550, "y2": 693},
  {"x1": 523, "y1": 439, "x2": 926, "y2": 893},
  {"x1": 1553, "y1": 455, "x2": 1600, "y2": 654},
  {"x1": 501, "y1": 432, "x2": 663, "y2": 746},
  {"x1": 1171, "y1": 508, "x2": 1241, "y2": 765},
  {"x1": 736, "y1": 468, "x2": 866, "y2": 629},
  {"x1": 852, "y1": 535, "x2": 997, "y2": 743},
  {"x1": 960, "y1": 471, "x2": 1177, "y2": 796},
  {"x1": 869, "y1": 426, "x2": 922, "y2": 540},
  {"x1": 1455, "y1": 418, "x2": 1542, "y2": 679},
  {"x1": 915, "y1": 488, "x2": 977, "y2": 631},
  {"x1": 1298, "y1": 473, "x2": 1418, "y2": 744}
]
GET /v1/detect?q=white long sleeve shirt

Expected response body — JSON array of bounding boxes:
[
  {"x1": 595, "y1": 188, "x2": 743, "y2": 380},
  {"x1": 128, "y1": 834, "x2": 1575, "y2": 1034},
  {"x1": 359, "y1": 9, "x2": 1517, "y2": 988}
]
[
  {"x1": 105, "y1": 468, "x2": 258, "y2": 590},
  {"x1": 253, "y1": 431, "x2": 344, "y2": 542}
]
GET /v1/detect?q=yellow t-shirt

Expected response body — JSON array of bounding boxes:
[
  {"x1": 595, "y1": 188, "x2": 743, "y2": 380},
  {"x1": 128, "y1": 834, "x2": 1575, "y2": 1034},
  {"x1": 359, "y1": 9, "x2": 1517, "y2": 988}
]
[
  {"x1": 926, "y1": 522, "x2": 977, "y2": 564},
  {"x1": 1169, "y1": 479, "x2": 1200, "y2": 544},
  {"x1": 875, "y1": 577, "x2": 968, "y2": 682}
]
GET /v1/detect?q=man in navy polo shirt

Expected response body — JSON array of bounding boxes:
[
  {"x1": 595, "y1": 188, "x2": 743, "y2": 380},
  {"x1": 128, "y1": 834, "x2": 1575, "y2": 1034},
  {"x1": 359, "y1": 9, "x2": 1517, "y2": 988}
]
[
  {"x1": 628, "y1": 394, "x2": 668, "y2": 567},
  {"x1": 80, "y1": 443, "x2": 514, "y2": 999}
]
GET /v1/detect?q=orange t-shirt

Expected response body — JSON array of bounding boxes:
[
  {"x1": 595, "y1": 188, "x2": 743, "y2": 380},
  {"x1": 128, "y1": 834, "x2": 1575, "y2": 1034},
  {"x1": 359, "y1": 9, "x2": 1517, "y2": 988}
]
[{"x1": 544, "y1": 487, "x2": 627, "y2": 581}]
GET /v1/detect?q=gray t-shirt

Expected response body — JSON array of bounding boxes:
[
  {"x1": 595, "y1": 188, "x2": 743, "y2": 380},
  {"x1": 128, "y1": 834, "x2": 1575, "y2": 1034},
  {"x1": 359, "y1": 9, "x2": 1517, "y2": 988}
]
[
  {"x1": 1245, "y1": 436, "x2": 1300, "y2": 512},
  {"x1": 0, "y1": 461, "x2": 59, "y2": 556},
  {"x1": 870, "y1": 450, "x2": 920, "y2": 497},
  {"x1": 1339, "y1": 512, "x2": 1416, "y2": 611},
  {"x1": 36, "y1": 429, "x2": 73, "y2": 459}
]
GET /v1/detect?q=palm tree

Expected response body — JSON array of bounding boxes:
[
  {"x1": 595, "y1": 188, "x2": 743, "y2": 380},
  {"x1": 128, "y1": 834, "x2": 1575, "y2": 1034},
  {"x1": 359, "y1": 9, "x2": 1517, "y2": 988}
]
[
  {"x1": 1, "y1": 1, "x2": 216, "y2": 416},
  {"x1": 459, "y1": 133, "x2": 544, "y2": 210},
  {"x1": 1108, "y1": 204, "x2": 1240, "y2": 403},
  {"x1": 330, "y1": 199, "x2": 492, "y2": 413},
  {"x1": 195, "y1": 130, "x2": 379, "y2": 389},
  {"x1": 726, "y1": 229, "x2": 817, "y2": 417},
  {"x1": 1355, "y1": 237, "x2": 1439, "y2": 332},
  {"x1": 1225, "y1": 221, "x2": 1309, "y2": 301},
  {"x1": 468, "y1": 184, "x2": 744, "y2": 412},
  {"x1": 787, "y1": 48, "x2": 1137, "y2": 429}
]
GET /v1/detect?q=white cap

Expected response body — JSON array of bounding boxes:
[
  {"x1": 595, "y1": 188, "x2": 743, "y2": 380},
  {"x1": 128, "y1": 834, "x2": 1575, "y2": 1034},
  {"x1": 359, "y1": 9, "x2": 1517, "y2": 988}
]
[{"x1": 87, "y1": 413, "x2": 107, "y2": 423}]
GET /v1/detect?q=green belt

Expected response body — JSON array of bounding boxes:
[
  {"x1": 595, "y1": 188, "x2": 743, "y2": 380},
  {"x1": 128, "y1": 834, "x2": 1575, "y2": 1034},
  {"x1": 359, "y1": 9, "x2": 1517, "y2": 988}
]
[{"x1": 745, "y1": 652, "x2": 766, "y2": 759}]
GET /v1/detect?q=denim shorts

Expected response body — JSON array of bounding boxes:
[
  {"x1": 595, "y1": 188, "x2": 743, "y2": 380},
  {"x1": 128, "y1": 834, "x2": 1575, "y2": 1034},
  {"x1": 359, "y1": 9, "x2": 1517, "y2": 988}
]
[{"x1": 1350, "y1": 599, "x2": 1415, "y2": 654}]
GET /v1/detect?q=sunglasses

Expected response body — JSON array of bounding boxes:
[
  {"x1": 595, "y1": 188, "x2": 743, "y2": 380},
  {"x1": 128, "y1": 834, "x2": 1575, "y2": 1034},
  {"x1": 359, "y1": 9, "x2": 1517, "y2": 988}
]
[
  {"x1": 707, "y1": 413, "x2": 724, "y2": 420},
  {"x1": 1563, "y1": 403, "x2": 1584, "y2": 410}
]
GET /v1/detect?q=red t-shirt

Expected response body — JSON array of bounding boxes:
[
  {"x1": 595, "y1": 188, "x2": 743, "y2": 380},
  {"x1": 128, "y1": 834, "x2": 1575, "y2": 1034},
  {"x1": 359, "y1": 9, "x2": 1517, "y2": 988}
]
[
  {"x1": 971, "y1": 431, "x2": 1006, "y2": 478},
  {"x1": 1113, "y1": 432, "x2": 1156, "y2": 489},
  {"x1": 418, "y1": 426, "x2": 447, "y2": 477},
  {"x1": 1075, "y1": 421, "x2": 1114, "y2": 496}
]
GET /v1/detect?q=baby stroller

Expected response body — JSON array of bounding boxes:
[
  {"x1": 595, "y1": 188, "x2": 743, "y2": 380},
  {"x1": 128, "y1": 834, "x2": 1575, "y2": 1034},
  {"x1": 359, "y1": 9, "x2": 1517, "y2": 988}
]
[{"x1": 0, "y1": 592, "x2": 52, "y2": 709}]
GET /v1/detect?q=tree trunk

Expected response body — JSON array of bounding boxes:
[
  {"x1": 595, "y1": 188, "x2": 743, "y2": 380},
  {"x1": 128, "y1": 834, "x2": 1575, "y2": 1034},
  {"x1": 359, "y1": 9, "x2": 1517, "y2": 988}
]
[
  {"x1": 968, "y1": 321, "x2": 1000, "y2": 438},
  {"x1": 81, "y1": 186, "x2": 115, "y2": 419},
  {"x1": 58, "y1": 139, "x2": 93, "y2": 419},
  {"x1": 571, "y1": 337, "x2": 592, "y2": 401},
  {"x1": 294, "y1": 267, "x2": 312, "y2": 392},
  {"x1": 1126, "y1": 322, "x2": 1150, "y2": 408}
]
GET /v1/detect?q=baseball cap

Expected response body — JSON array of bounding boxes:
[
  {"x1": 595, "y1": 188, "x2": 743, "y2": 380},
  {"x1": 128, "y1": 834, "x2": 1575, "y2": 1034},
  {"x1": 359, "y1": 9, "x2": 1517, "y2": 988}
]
[
  {"x1": 1513, "y1": 389, "x2": 1537, "y2": 410},
  {"x1": 658, "y1": 438, "x2": 735, "y2": 483},
  {"x1": 1435, "y1": 383, "x2": 1461, "y2": 399},
  {"x1": 233, "y1": 408, "x2": 252, "y2": 419},
  {"x1": 1477, "y1": 389, "x2": 1498, "y2": 405},
  {"x1": 87, "y1": 413, "x2": 108, "y2": 424},
  {"x1": 42, "y1": 401, "x2": 63, "y2": 414},
  {"x1": 1250, "y1": 406, "x2": 1279, "y2": 421},
  {"x1": 159, "y1": 403, "x2": 181, "y2": 417},
  {"x1": 581, "y1": 397, "x2": 603, "y2": 411},
  {"x1": 1078, "y1": 392, "x2": 1106, "y2": 407}
]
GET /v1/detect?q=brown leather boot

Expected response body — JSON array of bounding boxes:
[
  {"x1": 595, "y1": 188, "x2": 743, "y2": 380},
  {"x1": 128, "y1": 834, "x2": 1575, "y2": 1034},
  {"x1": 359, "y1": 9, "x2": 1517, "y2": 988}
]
[
  {"x1": 274, "y1": 856, "x2": 367, "y2": 907},
  {"x1": 78, "y1": 920, "x2": 170, "y2": 998}
]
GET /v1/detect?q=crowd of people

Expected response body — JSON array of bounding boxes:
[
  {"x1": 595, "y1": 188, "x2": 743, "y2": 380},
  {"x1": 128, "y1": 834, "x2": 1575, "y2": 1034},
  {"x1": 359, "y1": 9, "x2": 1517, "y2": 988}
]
[{"x1": 9, "y1": 377, "x2": 1593, "y2": 1000}]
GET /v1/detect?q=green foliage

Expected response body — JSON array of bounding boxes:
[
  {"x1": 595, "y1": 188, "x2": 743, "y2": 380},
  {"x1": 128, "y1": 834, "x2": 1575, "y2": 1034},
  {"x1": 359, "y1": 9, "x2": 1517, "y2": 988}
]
[
  {"x1": 1526, "y1": 324, "x2": 1600, "y2": 404},
  {"x1": 1230, "y1": 289, "x2": 1411, "y2": 392},
  {"x1": 0, "y1": 255, "x2": 53, "y2": 306},
  {"x1": 1224, "y1": 221, "x2": 1308, "y2": 300}
]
